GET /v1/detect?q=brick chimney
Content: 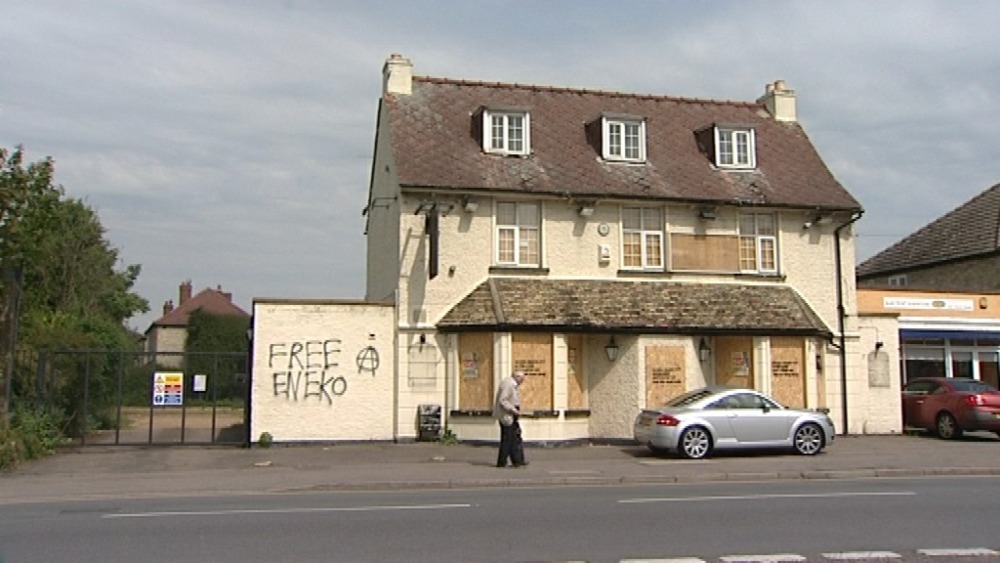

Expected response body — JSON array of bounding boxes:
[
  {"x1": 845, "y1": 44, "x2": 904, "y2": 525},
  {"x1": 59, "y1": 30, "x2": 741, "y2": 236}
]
[
  {"x1": 383, "y1": 53, "x2": 413, "y2": 95},
  {"x1": 758, "y1": 80, "x2": 797, "y2": 122},
  {"x1": 179, "y1": 280, "x2": 192, "y2": 305},
  {"x1": 162, "y1": 300, "x2": 173, "y2": 315}
]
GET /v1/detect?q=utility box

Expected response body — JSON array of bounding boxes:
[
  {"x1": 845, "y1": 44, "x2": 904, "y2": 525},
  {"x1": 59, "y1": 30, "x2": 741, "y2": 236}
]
[{"x1": 417, "y1": 404, "x2": 442, "y2": 441}]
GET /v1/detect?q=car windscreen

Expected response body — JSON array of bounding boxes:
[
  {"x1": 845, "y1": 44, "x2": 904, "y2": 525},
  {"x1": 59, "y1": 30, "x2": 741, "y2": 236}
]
[
  {"x1": 663, "y1": 388, "x2": 716, "y2": 407},
  {"x1": 950, "y1": 379, "x2": 998, "y2": 393}
]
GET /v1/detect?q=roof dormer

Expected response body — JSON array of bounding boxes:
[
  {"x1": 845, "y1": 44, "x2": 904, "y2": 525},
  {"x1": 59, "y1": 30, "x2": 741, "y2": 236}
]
[
  {"x1": 696, "y1": 123, "x2": 757, "y2": 170},
  {"x1": 479, "y1": 107, "x2": 531, "y2": 156},
  {"x1": 591, "y1": 113, "x2": 646, "y2": 163}
]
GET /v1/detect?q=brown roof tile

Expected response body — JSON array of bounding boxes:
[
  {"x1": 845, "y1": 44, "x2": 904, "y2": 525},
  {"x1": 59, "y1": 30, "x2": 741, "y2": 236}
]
[
  {"x1": 149, "y1": 288, "x2": 248, "y2": 330},
  {"x1": 437, "y1": 278, "x2": 831, "y2": 336},
  {"x1": 386, "y1": 77, "x2": 861, "y2": 211},
  {"x1": 857, "y1": 183, "x2": 1000, "y2": 276}
]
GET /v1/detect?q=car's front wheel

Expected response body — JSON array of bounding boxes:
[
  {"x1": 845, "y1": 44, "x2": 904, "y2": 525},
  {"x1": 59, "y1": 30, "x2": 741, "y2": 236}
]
[
  {"x1": 793, "y1": 423, "x2": 824, "y2": 455},
  {"x1": 678, "y1": 426, "x2": 712, "y2": 459},
  {"x1": 935, "y1": 412, "x2": 962, "y2": 440}
]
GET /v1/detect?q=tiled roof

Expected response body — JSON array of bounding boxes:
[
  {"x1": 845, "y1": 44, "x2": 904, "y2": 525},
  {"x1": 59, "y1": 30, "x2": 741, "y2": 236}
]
[
  {"x1": 148, "y1": 288, "x2": 248, "y2": 331},
  {"x1": 385, "y1": 77, "x2": 861, "y2": 210},
  {"x1": 857, "y1": 183, "x2": 1000, "y2": 277},
  {"x1": 437, "y1": 278, "x2": 831, "y2": 336}
]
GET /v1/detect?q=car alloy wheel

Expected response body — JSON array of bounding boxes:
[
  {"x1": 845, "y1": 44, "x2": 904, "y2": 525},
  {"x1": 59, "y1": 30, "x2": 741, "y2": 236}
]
[
  {"x1": 936, "y1": 412, "x2": 961, "y2": 440},
  {"x1": 679, "y1": 426, "x2": 711, "y2": 459},
  {"x1": 793, "y1": 423, "x2": 823, "y2": 455}
]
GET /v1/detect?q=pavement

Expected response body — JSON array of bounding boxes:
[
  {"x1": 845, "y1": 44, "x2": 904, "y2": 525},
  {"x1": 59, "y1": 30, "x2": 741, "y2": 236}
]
[{"x1": 2, "y1": 432, "x2": 999, "y2": 506}]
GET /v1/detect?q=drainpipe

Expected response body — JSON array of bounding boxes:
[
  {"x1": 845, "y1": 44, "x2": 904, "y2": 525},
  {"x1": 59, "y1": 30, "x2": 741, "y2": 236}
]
[{"x1": 834, "y1": 210, "x2": 864, "y2": 435}]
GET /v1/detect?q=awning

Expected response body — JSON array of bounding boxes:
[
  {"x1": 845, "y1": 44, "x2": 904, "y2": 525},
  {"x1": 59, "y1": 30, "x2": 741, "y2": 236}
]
[{"x1": 900, "y1": 329, "x2": 1000, "y2": 341}]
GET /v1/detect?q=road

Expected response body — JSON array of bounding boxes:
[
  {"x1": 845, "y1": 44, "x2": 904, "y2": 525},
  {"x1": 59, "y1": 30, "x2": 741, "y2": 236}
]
[{"x1": 3, "y1": 476, "x2": 1000, "y2": 562}]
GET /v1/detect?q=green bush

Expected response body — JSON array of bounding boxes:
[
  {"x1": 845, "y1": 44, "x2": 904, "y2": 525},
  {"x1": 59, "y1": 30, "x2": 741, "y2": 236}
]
[{"x1": 0, "y1": 406, "x2": 67, "y2": 471}]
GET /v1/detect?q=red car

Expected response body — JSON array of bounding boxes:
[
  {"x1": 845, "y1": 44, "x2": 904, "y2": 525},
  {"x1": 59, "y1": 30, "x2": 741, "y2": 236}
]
[{"x1": 902, "y1": 377, "x2": 1000, "y2": 439}]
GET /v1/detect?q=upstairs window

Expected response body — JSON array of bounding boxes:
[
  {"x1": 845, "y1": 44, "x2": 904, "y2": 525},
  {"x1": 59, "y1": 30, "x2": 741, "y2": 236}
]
[
  {"x1": 496, "y1": 202, "x2": 540, "y2": 266},
  {"x1": 603, "y1": 118, "x2": 646, "y2": 162},
  {"x1": 484, "y1": 110, "x2": 530, "y2": 156},
  {"x1": 739, "y1": 213, "x2": 777, "y2": 273},
  {"x1": 622, "y1": 207, "x2": 663, "y2": 269},
  {"x1": 715, "y1": 127, "x2": 756, "y2": 169}
]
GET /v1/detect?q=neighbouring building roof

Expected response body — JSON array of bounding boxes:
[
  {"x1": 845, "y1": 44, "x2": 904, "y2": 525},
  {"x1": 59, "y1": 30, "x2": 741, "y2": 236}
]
[
  {"x1": 147, "y1": 287, "x2": 248, "y2": 332},
  {"x1": 857, "y1": 183, "x2": 1000, "y2": 277},
  {"x1": 383, "y1": 77, "x2": 862, "y2": 211},
  {"x1": 437, "y1": 278, "x2": 831, "y2": 336}
]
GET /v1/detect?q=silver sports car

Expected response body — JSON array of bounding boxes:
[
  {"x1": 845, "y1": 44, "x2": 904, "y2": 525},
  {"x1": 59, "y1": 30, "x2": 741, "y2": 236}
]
[{"x1": 633, "y1": 386, "x2": 835, "y2": 459}]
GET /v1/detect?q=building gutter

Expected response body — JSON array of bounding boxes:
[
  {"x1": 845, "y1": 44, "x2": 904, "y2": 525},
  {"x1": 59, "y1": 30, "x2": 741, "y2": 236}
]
[{"x1": 834, "y1": 210, "x2": 864, "y2": 435}]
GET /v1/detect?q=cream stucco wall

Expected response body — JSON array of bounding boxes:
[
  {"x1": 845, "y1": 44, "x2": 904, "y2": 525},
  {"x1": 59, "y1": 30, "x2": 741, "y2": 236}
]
[
  {"x1": 250, "y1": 300, "x2": 395, "y2": 443},
  {"x1": 365, "y1": 101, "x2": 402, "y2": 303}
]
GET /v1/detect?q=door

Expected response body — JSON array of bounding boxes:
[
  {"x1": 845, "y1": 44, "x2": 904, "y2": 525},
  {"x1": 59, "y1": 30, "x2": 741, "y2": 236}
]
[
  {"x1": 724, "y1": 392, "x2": 794, "y2": 444},
  {"x1": 901, "y1": 379, "x2": 941, "y2": 428}
]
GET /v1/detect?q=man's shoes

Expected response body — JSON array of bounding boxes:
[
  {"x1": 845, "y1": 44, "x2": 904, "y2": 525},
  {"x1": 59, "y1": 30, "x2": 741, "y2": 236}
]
[
  {"x1": 496, "y1": 463, "x2": 507, "y2": 468},
  {"x1": 512, "y1": 461, "x2": 529, "y2": 468}
]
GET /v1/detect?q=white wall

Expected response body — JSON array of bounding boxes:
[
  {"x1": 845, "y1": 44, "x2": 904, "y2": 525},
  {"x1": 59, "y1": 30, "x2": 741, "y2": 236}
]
[{"x1": 250, "y1": 300, "x2": 396, "y2": 443}]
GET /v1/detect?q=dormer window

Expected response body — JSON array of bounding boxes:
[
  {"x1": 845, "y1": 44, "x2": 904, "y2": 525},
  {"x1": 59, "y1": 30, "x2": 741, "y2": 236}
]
[
  {"x1": 483, "y1": 110, "x2": 530, "y2": 156},
  {"x1": 715, "y1": 127, "x2": 756, "y2": 169},
  {"x1": 602, "y1": 117, "x2": 646, "y2": 162}
]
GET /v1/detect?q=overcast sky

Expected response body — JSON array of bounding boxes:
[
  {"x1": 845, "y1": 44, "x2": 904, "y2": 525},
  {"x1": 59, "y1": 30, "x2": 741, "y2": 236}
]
[{"x1": 5, "y1": 1, "x2": 1000, "y2": 332}]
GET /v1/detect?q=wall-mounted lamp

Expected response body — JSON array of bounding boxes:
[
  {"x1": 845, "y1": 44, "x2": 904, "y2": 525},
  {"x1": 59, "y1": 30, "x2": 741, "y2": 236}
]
[
  {"x1": 698, "y1": 208, "x2": 717, "y2": 220},
  {"x1": 698, "y1": 337, "x2": 711, "y2": 362},
  {"x1": 605, "y1": 336, "x2": 619, "y2": 362},
  {"x1": 419, "y1": 333, "x2": 427, "y2": 346},
  {"x1": 578, "y1": 203, "x2": 596, "y2": 217},
  {"x1": 462, "y1": 197, "x2": 479, "y2": 213}
]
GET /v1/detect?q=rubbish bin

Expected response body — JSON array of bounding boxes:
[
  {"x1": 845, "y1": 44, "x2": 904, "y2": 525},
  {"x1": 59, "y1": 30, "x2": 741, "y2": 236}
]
[{"x1": 418, "y1": 404, "x2": 442, "y2": 441}]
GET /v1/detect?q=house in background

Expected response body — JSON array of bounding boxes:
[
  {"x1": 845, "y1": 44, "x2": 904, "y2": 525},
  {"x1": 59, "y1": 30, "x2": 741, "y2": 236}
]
[
  {"x1": 857, "y1": 183, "x2": 1000, "y2": 387},
  {"x1": 144, "y1": 280, "x2": 249, "y2": 366},
  {"x1": 360, "y1": 53, "x2": 892, "y2": 441}
]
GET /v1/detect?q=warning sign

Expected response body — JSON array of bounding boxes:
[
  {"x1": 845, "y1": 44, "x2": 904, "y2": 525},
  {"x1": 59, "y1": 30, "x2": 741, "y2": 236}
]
[{"x1": 152, "y1": 371, "x2": 184, "y2": 406}]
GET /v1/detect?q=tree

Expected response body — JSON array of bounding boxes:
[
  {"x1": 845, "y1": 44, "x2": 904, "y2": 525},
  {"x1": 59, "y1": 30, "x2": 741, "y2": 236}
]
[{"x1": 1, "y1": 146, "x2": 149, "y2": 428}]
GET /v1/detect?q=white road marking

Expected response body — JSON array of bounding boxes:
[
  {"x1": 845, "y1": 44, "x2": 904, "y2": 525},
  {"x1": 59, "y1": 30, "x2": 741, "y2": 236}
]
[
  {"x1": 547, "y1": 470, "x2": 602, "y2": 475},
  {"x1": 619, "y1": 491, "x2": 915, "y2": 504},
  {"x1": 917, "y1": 548, "x2": 1000, "y2": 557},
  {"x1": 102, "y1": 503, "x2": 472, "y2": 519},
  {"x1": 720, "y1": 554, "x2": 806, "y2": 562},
  {"x1": 621, "y1": 559, "x2": 706, "y2": 563},
  {"x1": 821, "y1": 552, "x2": 901, "y2": 560}
]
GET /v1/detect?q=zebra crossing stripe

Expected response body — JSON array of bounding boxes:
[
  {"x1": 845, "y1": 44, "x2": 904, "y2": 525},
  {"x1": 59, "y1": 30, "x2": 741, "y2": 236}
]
[
  {"x1": 821, "y1": 552, "x2": 901, "y2": 560},
  {"x1": 720, "y1": 555, "x2": 806, "y2": 562},
  {"x1": 620, "y1": 559, "x2": 706, "y2": 563},
  {"x1": 917, "y1": 548, "x2": 1000, "y2": 557}
]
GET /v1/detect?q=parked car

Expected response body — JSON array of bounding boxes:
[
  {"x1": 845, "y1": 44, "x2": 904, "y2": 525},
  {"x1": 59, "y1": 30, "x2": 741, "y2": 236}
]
[
  {"x1": 901, "y1": 377, "x2": 1000, "y2": 439},
  {"x1": 633, "y1": 386, "x2": 835, "y2": 459}
]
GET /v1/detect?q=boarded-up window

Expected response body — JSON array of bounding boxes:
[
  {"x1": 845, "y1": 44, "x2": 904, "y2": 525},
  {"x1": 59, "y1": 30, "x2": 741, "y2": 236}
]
[
  {"x1": 670, "y1": 233, "x2": 740, "y2": 272},
  {"x1": 771, "y1": 336, "x2": 805, "y2": 407},
  {"x1": 645, "y1": 346, "x2": 686, "y2": 407},
  {"x1": 458, "y1": 333, "x2": 493, "y2": 410},
  {"x1": 715, "y1": 336, "x2": 754, "y2": 388},
  {"x1": 567, "y1": 334, "x2": 587, "y2": 409},
  {"x1": 512, "y1": 332, "x2": 553, "y2": 411},
  {"x1": 407, "y1": 336, "x2": 438, "y2": 389}
]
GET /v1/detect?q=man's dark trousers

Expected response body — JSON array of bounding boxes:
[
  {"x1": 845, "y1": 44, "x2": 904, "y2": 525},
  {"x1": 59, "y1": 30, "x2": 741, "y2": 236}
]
[{"x1": 497, "y1": 418, "x2": 525, "y2": 467}]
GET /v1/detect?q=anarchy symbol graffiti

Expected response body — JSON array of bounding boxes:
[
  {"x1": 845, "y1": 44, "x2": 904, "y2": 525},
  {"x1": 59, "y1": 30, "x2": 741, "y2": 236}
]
[{"x1": 357, "y1": 346, "x2": 379, "y2": 374}]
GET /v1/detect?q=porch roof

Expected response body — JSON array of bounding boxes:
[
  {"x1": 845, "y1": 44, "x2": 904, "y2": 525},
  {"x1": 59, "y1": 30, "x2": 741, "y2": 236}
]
[{"x1": 436, "y1": 278, "x2": 832, "y2": 337}]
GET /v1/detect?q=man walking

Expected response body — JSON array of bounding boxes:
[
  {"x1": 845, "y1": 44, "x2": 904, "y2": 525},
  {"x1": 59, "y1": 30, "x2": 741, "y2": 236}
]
[{"x1": 494, "y1": 370, "x2": 527, "y2": 468}]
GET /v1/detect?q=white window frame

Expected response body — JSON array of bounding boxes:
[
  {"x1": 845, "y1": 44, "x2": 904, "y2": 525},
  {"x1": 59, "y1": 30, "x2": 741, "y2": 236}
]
[
  {"x1": 738, "y1": 213, "x2": 777, "y2": 274},
  {"x1": 495, "y1": 201, "x2": 540, "y2": 266},
  {"x1": 483, "y1": 110, "x2": 530, "y2": 156},
  {"x1": 621, "y1": 206, "x2": 664, "y2": 270},
  {"x1": 715, "y1": 127, "x2": 756, "y2": 169},
  {"x1": 602, "y1": 118, "x2": 646, "y2": 162}
]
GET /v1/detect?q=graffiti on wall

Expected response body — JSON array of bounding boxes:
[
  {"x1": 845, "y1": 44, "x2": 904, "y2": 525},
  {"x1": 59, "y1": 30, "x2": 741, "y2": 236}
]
[{"x1": 269, "y1": 340, "x2": 347, "y2": 405}]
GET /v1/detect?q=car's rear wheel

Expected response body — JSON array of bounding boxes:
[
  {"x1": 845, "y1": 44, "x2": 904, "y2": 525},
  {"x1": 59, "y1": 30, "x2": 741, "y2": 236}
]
[
  {"x1": 935, "y1": 412, "x2": 962, "y2": 440},
  {"x1": 793, "y1": 423, "x2": 824, "y2": 455},
  {"x1": 678, "y1": 426, "x2": 712, "y2": 459}
]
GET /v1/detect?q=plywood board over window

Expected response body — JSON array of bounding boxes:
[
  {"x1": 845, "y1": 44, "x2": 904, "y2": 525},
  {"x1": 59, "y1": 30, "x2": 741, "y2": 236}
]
[
  {"x1": 716, "y1": 336, "x2": 754, "y2": 388},
  {"x1": 512, "y1": 333, "x2": 553, "y2": 411},
  {"x1": 671, "y1": 233, "x2": 740, "y2": 271},
  {"x1": 567, "y1": 334, "x2": 587, "y2": 409},
  {"x1": 645, "y1": 346, "x2": 686, "y2": 407},
  {"x1": 770, "y1": 336, "x2": 805, "y2": 408},
  {"x1": 458, "y1": 333, "x2": 493, "y2": 410}
]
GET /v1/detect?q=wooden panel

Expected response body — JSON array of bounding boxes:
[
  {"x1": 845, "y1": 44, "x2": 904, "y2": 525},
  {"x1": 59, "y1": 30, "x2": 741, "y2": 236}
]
[
  {"x1": 671, "y1": 233, "x2": 740, "y2": 271},
  {"x1": 715, "y1": 336, "x2": 754, "y2": 388},
  {"x1": 645, "y1": 346, "x2": 686, "y2": 407},
  {"x1": 512, "y1": 333, "x2": 553, "y2": 411},
  {"x1": 771, "y1": 336, "x2": 805, "y2": 408},
  {"x1": 567, "y1": 334, "x2": 587, "y2": 409},
  {"x1": 458, "y1": 333, "x2": 493, "y2": 410}
]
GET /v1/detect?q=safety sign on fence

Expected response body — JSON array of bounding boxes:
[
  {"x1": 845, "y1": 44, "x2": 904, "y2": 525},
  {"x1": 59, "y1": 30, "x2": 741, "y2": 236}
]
[{"x1": 152, "y1": 371, "x2": 184, "y2": 406}]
